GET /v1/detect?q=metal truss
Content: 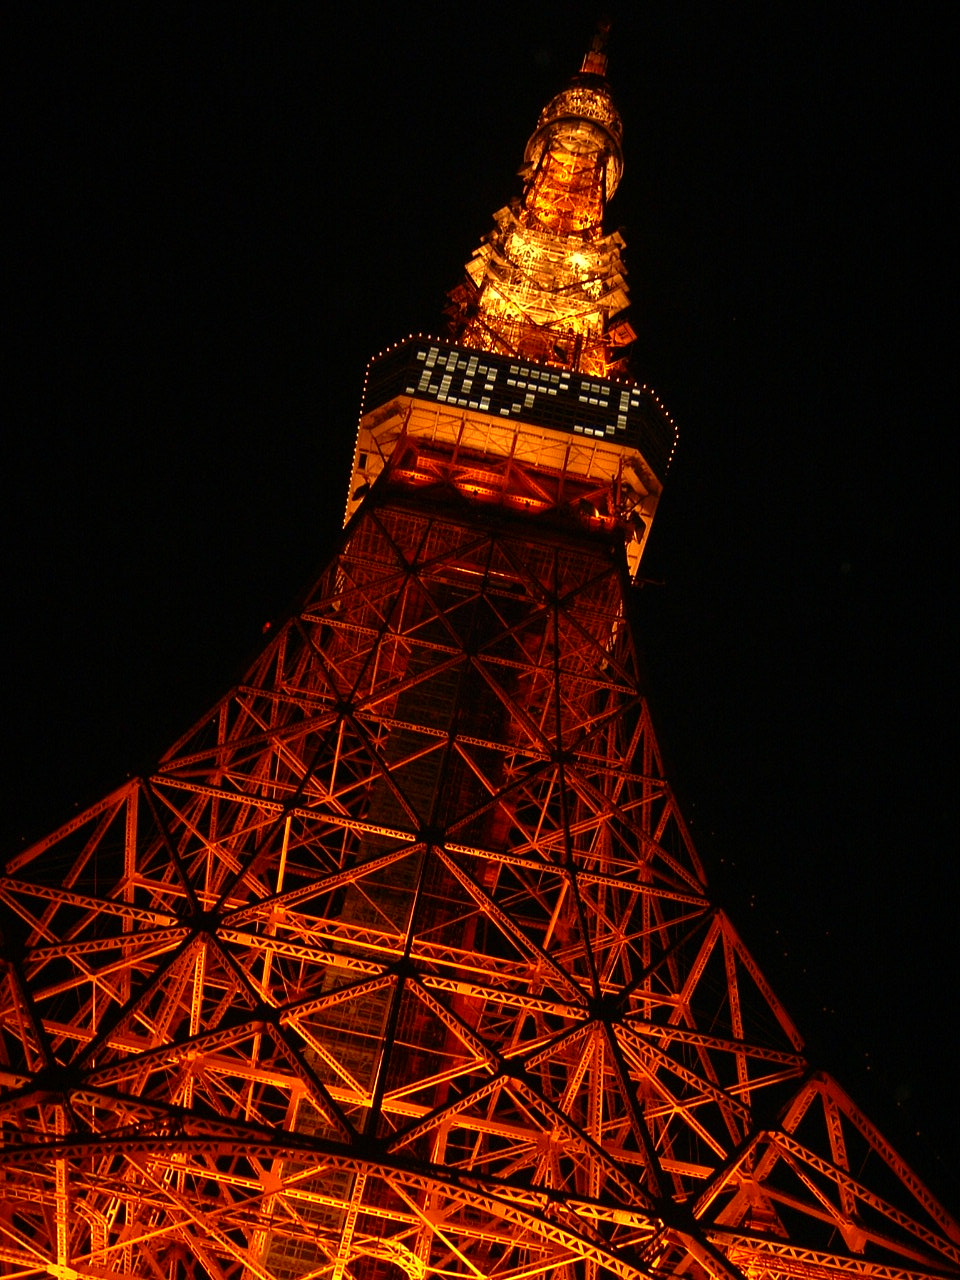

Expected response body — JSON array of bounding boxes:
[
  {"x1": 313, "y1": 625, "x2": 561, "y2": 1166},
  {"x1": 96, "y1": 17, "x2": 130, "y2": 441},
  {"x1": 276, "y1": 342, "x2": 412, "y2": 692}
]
[{"x1": 2, "y1": 463, "x2": 958, "y2": 1279}]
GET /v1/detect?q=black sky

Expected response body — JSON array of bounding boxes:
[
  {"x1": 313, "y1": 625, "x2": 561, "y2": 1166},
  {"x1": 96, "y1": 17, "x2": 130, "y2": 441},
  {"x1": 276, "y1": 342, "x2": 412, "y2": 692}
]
[{"x1": 4, "y1": 3, "x2": 957, "y2": 1209}]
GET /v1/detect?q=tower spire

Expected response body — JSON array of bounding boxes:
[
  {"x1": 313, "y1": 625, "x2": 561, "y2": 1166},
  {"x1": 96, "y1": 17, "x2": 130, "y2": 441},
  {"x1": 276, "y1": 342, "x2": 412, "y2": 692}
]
[
  {"x1": 580, "y1": 16, "x2": 612, "y2": 77},
  {"x1": 448, "y1": 29, "x2": 635, "y2": 376}
]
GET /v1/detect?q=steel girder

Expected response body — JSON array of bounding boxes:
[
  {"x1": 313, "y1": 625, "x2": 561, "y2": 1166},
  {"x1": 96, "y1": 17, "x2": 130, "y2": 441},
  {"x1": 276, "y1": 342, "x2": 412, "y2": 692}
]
[{"x1": 1, "y1": 475, "x2": 958, "y2": 1280}]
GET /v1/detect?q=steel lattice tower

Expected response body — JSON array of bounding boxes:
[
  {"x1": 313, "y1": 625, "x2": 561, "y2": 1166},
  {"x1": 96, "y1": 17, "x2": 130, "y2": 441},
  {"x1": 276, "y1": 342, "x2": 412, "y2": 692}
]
[{"x1": 1, "y1": 28, "x2": 957, "y2": 1280}]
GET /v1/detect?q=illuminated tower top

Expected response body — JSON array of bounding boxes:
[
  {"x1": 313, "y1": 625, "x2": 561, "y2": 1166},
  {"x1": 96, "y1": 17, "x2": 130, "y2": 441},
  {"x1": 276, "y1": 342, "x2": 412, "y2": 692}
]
[
  {"x1": 448, "y1": 22, "x2": 635, "y2": 377},
  {"x1": 348, "y1": 30, "x2": 675, "y2": 578}
]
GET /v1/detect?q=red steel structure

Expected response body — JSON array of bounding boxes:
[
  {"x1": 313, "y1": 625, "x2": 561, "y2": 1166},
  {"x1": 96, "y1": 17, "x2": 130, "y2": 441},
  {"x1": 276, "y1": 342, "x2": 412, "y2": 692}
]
[{"x1": 1, "y1": 29, "x2": 957, "y2": 1280}]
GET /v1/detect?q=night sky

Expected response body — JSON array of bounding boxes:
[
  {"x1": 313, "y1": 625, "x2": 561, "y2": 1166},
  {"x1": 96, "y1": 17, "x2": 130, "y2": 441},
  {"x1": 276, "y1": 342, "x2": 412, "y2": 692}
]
[{"x1": 5, "y1": 4, "x2": 957, "y2": 1210}]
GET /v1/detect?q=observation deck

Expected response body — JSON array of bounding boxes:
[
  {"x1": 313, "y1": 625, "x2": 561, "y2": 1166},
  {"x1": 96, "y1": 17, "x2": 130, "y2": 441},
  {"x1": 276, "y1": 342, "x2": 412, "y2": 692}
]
[{"x1": 346, "y1": 337, "x2": 677, "y2": 577}]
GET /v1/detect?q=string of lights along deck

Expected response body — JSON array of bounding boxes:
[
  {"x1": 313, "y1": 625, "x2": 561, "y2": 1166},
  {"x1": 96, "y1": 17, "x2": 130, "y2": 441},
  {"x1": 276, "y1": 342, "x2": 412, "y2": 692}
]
[{"x1": 2, "y1": 24, "x2": 957, "y2": 1280}]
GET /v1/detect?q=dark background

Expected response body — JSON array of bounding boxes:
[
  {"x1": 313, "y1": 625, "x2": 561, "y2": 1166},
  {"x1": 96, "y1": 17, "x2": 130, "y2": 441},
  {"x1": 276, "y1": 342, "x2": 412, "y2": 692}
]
[{"x1": 5, "y1": 3, "x2": 956, "y2": 1209}]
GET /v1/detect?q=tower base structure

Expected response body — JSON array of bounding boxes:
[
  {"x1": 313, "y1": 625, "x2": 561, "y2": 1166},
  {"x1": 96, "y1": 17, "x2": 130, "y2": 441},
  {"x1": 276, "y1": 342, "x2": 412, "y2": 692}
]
[{"x1": 1, "y1": 426, "x2": 958, "y2": 1277}]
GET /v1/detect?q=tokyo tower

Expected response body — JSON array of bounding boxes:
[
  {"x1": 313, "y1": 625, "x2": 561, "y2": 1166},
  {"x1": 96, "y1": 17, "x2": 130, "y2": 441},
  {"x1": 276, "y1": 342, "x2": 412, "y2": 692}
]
[{"x1": 2, "y1": 24, "x2": 958, "y2": 1280}]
